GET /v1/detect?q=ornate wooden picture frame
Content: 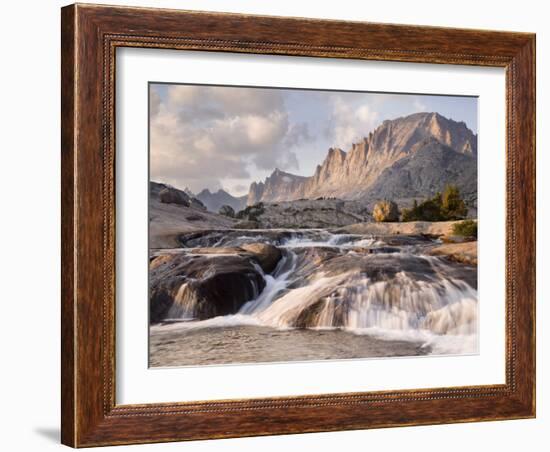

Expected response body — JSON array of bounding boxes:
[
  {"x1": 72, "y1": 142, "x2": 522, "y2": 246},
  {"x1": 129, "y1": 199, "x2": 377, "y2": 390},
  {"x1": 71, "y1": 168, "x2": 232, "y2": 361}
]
[{"x1": 61, "y1": 3, "x2": 535, "y2": 447}]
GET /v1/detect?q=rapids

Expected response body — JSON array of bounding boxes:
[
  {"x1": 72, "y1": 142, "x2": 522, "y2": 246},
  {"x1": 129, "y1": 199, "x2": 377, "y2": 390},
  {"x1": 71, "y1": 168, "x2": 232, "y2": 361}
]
[{"x1": 151, "y1": 229, "x2": 478, "y2": 357}]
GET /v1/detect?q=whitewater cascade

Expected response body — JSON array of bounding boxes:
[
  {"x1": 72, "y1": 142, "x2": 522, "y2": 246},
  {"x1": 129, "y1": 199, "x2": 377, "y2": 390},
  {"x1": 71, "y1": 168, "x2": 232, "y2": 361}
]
[{"x1": 154, "y1": 230, "x2": 478, "y2": 353}]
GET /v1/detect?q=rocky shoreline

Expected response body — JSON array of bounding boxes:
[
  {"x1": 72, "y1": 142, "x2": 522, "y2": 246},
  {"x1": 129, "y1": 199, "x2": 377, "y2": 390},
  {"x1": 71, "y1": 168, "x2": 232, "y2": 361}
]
[{"x1": 427, "y1": 241, "x2": 477, "y2": 266}]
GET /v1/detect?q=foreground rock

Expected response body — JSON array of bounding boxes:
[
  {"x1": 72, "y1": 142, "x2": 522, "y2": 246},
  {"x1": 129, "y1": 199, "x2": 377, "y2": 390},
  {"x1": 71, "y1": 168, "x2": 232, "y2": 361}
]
[
  {"x1": 428, "y1": 241, "x2": 478, "y2": 265},
  {"x1": 240, "y1": 243, "x2": 282, "y2": 273},
  {"x1": 149, "y1": 243, "x2": 283, "y2": 322},
  {"x1": 149, "y1": 325, "x2": 430, "y2": 367},
  {"x1": 181, "y1": 243, "x2": 282, "y2": 274},
  {"x1": 150, "y1": 252, "x2": 266, "y2": 323}
]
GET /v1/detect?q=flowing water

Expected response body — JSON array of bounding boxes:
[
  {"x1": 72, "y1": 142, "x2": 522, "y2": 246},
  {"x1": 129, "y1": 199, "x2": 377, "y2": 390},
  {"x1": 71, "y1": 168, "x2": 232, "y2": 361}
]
[{"x1": 149, "y1": 229, "x2": 478, "y2": 367}]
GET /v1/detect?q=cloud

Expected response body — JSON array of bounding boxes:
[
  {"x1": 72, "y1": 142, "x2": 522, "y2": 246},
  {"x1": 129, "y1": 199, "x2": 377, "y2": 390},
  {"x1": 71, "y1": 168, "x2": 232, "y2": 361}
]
[
  {"x1": 149, "y1": 89, "x2": 161, "y2": 117},
  {"x1": 327, "y1": 95, "x2": 379, "y2": 149},
  {"x1": 284, "y1": 122, "x2": 312, "y2": 148},
  {"x1": 150, "y1": 85, "x2": 449, "y2": 194},
  {"x1": 412, "y1": 98, "x2": 428, "y2": 112},
  {"x1": 230, "y1": 184, "x2": 248, "y2": 195},
  {"x1": 149, "y1": 85, "x2": 301, "y2": 193}
]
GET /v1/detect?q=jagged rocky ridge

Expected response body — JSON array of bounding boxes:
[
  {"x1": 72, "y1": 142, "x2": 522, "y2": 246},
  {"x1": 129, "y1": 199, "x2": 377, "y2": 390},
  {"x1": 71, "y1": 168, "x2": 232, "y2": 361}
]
[
  {"x1": 195, "y1": 188, "x2": 247, "y2": 213},
  {"x1": 247, "y1": 112, "x2": 477, "y2": 207}
]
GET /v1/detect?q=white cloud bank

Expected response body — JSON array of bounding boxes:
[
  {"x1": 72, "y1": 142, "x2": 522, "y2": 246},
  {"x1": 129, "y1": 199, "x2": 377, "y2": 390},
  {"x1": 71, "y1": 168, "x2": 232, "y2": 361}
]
[{"x1": 149, "y1": 84, "x2": 309, "y2": 193}]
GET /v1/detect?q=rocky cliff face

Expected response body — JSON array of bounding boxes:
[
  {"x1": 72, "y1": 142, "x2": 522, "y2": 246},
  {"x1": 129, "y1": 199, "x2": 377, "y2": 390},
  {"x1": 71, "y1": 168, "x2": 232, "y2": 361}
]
[
  {"x1": 247, "y1": 168, "x2": 308, "y2": 205},
  {"x1": 365, "y1": 138, "x2": 478, "y2": 209},
  {"x1": 246, "y1": 112, "x2": 477, "y2": 206}
]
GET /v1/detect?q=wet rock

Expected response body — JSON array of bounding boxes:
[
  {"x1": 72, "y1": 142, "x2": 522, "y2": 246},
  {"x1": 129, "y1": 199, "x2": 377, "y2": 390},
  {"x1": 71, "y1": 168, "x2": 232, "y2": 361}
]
[
  {"x1": 293, "y1": 297, "x2": 349, "y2": 328},
  {"x1": 177, "y1": 229, "x2": 295, "y2": 248},
  {"x1": 189, "y1": 247, "x2": 244, "y2": 255},
  {"x1": 150, "y1": 252, "x2": 265, "y2": 322},
  {"x1": 295, "y1": 246, "x2": 341, "y2": 266},
  {"x1": 187, "y1": 243, "x2": 282, "y2": 274},
  {"x1": 351, "y1": 246, "x2": 401, "y2": 254},
  {"x1": 241, "y1": 243, "x2": 282, "y2": 273}
]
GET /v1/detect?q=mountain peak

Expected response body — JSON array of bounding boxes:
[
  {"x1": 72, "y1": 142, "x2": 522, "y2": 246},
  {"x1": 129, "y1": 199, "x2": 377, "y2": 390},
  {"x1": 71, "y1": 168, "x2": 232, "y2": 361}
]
[
  {"x1": 183, "y1": 186, "x2": 195, "y2": 197},
  {"x1": 246, "y1": 111, "x2": 477, "y2": 204},
  {"x1": 195, "y1": 187, "x2": 247, "y2": 213}
]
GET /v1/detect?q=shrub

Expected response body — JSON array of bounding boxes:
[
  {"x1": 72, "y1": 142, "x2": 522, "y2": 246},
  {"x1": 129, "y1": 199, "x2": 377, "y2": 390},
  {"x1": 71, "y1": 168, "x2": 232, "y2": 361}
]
[
  {"x1": 402, "y1": 194, "x2": 444, "y2": 221},
  {"x1": 218, "y1": 205, "x2": 235, "y2": 218},
  {"x1": 452, "y1": 220, "x2": 478, "y2": 238},
  {"x1": 402, "y1": 185, "x2": 469, "y2": 222},
  {"x1": 372, "y1": 200, "x2": 399, "y2": 222},
  {"x1": 441, "y1": 185, "x2": 468, "y2": 220},
  {"x1": 236, "y1": 203, "x2": 265, "y2": 221}
]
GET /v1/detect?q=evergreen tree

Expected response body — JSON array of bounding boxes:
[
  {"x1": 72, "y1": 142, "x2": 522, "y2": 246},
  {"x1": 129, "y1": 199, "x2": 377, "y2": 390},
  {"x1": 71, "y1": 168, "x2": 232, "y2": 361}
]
[
  {"x1": 441, "y1": 185, "x2": 468, "y2": 219},
  {"x1": 401, "y1": 185, "x2": 468, "y2": 222}
]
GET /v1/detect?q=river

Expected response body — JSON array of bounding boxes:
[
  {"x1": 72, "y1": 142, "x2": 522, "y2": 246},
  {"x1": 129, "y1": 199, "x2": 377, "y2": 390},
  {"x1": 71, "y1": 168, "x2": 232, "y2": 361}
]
[{"x1": 149, "y1": 230, "x2": 478, "y2": 367}]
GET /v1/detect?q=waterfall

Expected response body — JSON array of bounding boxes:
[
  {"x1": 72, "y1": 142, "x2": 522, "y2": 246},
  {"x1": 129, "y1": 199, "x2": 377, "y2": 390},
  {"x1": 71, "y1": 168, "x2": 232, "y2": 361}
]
[
  {"x1": 253, "y1": 270, "x2": 477, "y2": 335},
  {"x1": 155, "y1": 229, "x2": 478, "y2": 354},
  {"x1": 239, "y1": 250, "x2": 298, "y2": 314},
  {"x1": 165, "y1": 283, "x2": 197, "y2": 320},
  {"x1": 229, "y1": 233, "x2": 478, "y2": 337}
]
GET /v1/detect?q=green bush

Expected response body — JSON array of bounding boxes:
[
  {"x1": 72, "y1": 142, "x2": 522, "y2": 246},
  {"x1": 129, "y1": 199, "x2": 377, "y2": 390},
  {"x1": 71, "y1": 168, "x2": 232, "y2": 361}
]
[
  {"x1": 218, "y1": 205, "x2": 235, "y2": 218},
  {"x1": 441, "y1": 185, "x2": 468, "y2": 220},
  {"x1": 452, "y1": 220, "x2": 478, "y2": 238},
  {"x1": 236, "y1": 203, "x2": 265, "y2": 221},
  {"x1": 402, "y1": 195, "x2": 444, "y2": 222},
  {"x1": 402, "y1": 185, "x2": 469, "y2": 222}
]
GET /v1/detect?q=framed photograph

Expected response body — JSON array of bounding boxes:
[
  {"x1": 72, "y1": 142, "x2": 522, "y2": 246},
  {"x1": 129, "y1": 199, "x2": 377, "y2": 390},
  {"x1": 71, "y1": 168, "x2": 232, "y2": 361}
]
[{"x1": 61, "y1": 3, "x2": 536, "y2": 447}]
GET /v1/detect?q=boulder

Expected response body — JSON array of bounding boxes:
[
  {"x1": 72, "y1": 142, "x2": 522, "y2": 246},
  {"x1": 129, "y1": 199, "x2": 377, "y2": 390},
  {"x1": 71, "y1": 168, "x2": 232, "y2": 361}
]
[
  {"x1": 159, "y1": 187, "x2": 190, "y2": 206},
  {"x1": 372, "y1": 200, "x2": 399, "y2": 222},
  {"x1": 241, "y1": 242, "x2": 282, "y2": 273},
  {"x1": 149, "y1": 252, "x2": 265, "y2": 323}
]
